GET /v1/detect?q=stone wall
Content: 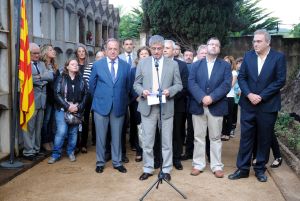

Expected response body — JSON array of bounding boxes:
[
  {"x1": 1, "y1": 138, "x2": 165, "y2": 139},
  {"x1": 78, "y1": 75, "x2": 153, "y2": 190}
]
[{"x1": 0, "y1": 0, "x2": 120, "y2": 158}]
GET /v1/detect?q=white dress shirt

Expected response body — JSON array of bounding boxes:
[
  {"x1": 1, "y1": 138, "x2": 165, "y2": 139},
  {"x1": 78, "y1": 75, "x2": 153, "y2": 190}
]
[{"x1": 206, "y1": 58, "x2": 216, "y2": 79}]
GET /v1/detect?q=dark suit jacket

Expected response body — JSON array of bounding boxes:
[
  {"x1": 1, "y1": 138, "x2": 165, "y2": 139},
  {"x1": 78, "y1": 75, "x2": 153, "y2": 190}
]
[
  {"x1": 238, "y1": 49, "x2": 286, "y2": 112},
  {"x1": 188, "y1": 58, "x2": 232, "y2": 116},
  {"x1": 174, "y1": 58, "x2": 189, "y2": 113},
  {"x1": 89, "y1": 57, "x2": 131, "y2": 117}
]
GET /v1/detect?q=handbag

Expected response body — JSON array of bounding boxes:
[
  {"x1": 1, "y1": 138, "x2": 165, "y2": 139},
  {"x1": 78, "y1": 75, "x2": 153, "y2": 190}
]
[
  {"x1": 61, "y1": 76, "x2": 82, "y2": 125},
  {"x1": 64, "y1": 111, "x2": 82, "y2": 125}
]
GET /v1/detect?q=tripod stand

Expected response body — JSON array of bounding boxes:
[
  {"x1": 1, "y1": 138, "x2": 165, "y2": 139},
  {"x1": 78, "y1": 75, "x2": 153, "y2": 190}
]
[{"x1": 139, "y1": 60, "x2": 187, "y2": 201}]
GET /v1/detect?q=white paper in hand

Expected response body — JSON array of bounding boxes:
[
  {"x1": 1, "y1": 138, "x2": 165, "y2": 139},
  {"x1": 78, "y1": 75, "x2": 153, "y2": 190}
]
[{"x1": 147, "y1": 92, "x2": 166, "y2": 105}]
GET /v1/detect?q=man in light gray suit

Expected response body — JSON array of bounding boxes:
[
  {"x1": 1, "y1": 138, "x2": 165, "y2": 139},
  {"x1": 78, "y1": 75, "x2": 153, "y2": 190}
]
[
  {"x1": 22, "y1": 43, "x2": 54, "y2": 161},
  {"x1": 134, "y1": 35, "x2": 183, "y2": 181},
  {"x1": 119, "y1": 38, "x2": 137, "y2": 67}
]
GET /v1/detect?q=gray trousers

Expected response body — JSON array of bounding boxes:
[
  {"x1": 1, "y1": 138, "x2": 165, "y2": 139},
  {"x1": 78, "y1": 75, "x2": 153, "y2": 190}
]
[
  {"x1": 94, "y1": 112, "x2": 124, "y2": 167},
  {"x1": 141, "y1": 106, "x2": 173, "y2": 174},
  {"x1": 22, "y1": 109, "x2": 44, "y2": 156},
  {"x1": 192, "y1": 107, "x2": 224, "y2": 172}
]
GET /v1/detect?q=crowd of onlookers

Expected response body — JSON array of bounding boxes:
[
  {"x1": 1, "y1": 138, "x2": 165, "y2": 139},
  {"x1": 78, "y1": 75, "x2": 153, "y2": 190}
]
[{"x1": 23, "y1": 28, "x2": 286, "y2": 183}]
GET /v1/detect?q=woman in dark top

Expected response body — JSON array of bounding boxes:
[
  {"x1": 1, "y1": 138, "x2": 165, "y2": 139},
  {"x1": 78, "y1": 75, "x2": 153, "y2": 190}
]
[
  {"x1": 40, "y1": 44, "x2": 59, "y2": 152},
  {"x1": 75, "y1": 44, "x2": 92, "y2": 153},
  {"x1": 48, "y1": 58, "x2": 88, "y2": 164}
]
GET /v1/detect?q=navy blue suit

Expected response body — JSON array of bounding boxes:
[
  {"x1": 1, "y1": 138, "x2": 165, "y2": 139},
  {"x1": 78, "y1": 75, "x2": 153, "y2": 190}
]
[
  {"x1": 188, "y1": 58, "x2": 232, "y2": 116},
  {"x1": 188, "y1": 58, "x2": 231, "y2": 172},
  {"x1": 89, "y1": 57, "x2": 131, "y2": 167},
  {"x1": 237, "y1": 49, "x2": 286, "y2": 174}
]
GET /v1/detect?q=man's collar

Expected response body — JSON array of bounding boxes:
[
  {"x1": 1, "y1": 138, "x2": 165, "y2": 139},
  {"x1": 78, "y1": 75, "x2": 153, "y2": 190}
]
[{"x1": 107, "y1": 57, "x2": 118, "y2": 63}]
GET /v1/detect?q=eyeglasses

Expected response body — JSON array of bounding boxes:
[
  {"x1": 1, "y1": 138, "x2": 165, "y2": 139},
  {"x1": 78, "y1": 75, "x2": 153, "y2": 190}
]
[
  {"x1": 150, "y1": 47, "x2": 163, "y2": 51},
  {"x1": 31, "y1": 52, "x2": 40, "y2": 54},
  {"x1": 252, "y1": 40, "x2": 263, "y2": 44},
  {"x1": 207, "y1": 43, "x2": 220, "y2": 47}
]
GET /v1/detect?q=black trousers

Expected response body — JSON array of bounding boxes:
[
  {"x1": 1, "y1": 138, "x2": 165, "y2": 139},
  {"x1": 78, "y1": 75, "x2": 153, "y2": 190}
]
[
  {"x1": 252, "y1": 129, "x2": 281, "y2": 159},
  {"x1": 78, "y1": 94, "x2": 96, "y2": 148},
  {"x1": 173, "y1": 112, "x2": 186, "y2": 161},
  {"x1": 232, "y1": 103, "x2": 238, "y2": 129},
  {"x1": 222, "y1": 97, "x2": 235, "y2": 136},
  {"x1": 237, "y1": 109, "x2": 278, "y2": 174}
]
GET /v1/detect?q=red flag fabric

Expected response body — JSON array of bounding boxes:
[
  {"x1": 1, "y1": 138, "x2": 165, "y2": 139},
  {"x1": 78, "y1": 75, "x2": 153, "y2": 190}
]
[{"x1": 19, "y1": 0, "x2": 35, "y2": 131}]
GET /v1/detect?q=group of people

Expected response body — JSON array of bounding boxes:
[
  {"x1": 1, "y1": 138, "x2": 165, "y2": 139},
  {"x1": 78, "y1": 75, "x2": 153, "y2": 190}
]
[{"x1": 23, "y1": 28, "x2": 286, "y2": 183}]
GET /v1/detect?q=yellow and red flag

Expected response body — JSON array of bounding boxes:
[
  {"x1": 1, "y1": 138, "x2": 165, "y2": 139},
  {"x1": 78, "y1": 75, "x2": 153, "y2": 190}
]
[{"x1": 19, "y1": 0, "x2": 35, "y2": 131}]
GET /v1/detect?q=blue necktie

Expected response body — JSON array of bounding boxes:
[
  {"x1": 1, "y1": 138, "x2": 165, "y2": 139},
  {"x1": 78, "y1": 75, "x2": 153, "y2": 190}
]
[
  {"x1": 110, "y1": 60, "x2": 115, "y2": 82},
  {"x1": 128, "y1": 54, "x2": 132, "y2": 66},
  {"x1": 33, "y1": 62, "x2": 40, "y2": 74}
]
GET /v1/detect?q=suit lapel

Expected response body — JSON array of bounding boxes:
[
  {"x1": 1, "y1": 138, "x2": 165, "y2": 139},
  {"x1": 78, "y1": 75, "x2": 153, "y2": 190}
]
[
  {"x1": 258, "y1": 50, "x2": 273, "y2": 80},
  {"x1": 161, "y1": 57, "x2": 167, "y2": 86},
  {"x1": 149, "y1": 58, "x2": 154, "y2": 90},
  {"x1": 103, "y1": 59, "x2": 114, "y2": 84},
  {"x1": 114, "y1": 58, "x2": 122, "y2": 84},
  {"x1": 209, "y1": 59, "x2": 219, "y2": 83},
  {"x1": 250, "y1": 51, "x2": 259, "y2": 81}
]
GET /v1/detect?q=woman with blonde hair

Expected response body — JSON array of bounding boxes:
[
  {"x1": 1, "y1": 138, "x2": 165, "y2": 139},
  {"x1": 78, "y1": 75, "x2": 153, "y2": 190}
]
[{"x1": 40, "y1": 44, "x2": 59, "y2": 152}]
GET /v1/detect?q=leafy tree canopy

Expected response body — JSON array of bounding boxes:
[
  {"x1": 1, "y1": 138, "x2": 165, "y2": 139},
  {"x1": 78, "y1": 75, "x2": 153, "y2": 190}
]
[
  {"x1": 119, "y1": 8, "x2": 143, "y2": 40},
  {"x1": 142, "y1": 0, "x2": 280, "y2": 50},
  {"x1": 290, "y1": 23, "x2": 300, "y2": 37}
]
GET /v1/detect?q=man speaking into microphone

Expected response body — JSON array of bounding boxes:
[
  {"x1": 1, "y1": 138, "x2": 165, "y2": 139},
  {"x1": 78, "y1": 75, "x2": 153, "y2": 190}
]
[{"x1": 134, "y1": 35, "x2": 182, "y2": 181}]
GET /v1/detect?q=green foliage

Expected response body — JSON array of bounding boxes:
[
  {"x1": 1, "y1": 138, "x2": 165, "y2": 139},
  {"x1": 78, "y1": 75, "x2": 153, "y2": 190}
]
[
  {"x1": 142, "y1": 0, "x2": 238, "y2": 50},
  {"x1": 119, "y1": 8, "x2": 143, "y2": 40},
  {"x1": 290, "y1": 23, "x2": 300, "y2": 37},
  {"x1": 275, "y1": 113, "x2": 300, "y2": 153},
  {"x1": 230, "y1": 0, "x2": 280, "y2": 35},
  {"x1": 142, "y1": 0, "x2": 280, "y2": 49}
]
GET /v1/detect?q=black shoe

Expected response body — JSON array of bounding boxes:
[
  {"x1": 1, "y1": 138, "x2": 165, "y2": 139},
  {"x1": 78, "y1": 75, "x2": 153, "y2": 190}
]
[
  {"x1": 114, "y1": 165, "x2": 127, "y2": 173},
  {"x1": 74, "y1": 147, "x2": 80, "y2": 154},
  {"x1": 255, "y1": 172, "x2": 267, "y2": 182},
  {"x1": 81, "y1": 147, "x2": 87, "y2": 154},
  {"x1": 95, "y1": 166, "x2": 104, "y2": 173},
  {"x1": 163, "y1": 173, "x2": 171, "y2": 181},
  {"x1": 139, "y1": 172, "x2": 153, "y2": 180},
  {"x1": 23, "y1": 155, "x2": 36, "y2": 161},
  {"x1": 173, "y1": 161, "x2": 183, "y2": 170},
  {"x1": 270, "y1": 157, "x2": 282, "y2": 168},
  {"x1": 135, "y1": 155, "x2": 143, "y2": 162},
  {"x1": 105, "y1": 153, "x2": 111, "y2": 162},
  {"x1": 228, "y1": 169, "x2": 249, "y2": 180},
  {"x1": 122, "y1": 156, "x2": 129, "y2": 163},
  {"x1": 35, "y1": 152, "x2": 46, "y2": 157},
  {"x1": 154, "y1": 161, "x2": 160, "y2": 169},
  {"x1": 181, "y1": 154, "x2": 192, "y2": 161}
]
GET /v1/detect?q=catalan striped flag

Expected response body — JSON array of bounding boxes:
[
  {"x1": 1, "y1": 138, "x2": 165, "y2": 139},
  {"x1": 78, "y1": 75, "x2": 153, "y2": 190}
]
[{"x1": 19, "y1": 0, "x2": 35, "y2": 131}]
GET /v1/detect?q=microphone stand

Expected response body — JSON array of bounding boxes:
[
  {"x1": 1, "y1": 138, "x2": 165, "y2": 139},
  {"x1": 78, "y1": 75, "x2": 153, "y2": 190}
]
[{"x1": 140, "y1": 60, "x2": 187, "y2": 201}]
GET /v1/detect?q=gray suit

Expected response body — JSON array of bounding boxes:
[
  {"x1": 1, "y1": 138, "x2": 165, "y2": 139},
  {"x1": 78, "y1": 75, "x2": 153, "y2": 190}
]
[
  {"x1": 134, "y1": 56, "x2": 182, "y2": 174},
  {"x1": 119, "y1": 52, "x2": 137, "y2": 67},
  {"x1": 23, "y1": 61, "x2": 53, "y2": 156}
]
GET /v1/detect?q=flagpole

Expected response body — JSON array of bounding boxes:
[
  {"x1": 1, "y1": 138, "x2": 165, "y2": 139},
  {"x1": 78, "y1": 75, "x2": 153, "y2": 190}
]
[{"x1": 1, "y1": 0, "x2": 24, "y2": 169}]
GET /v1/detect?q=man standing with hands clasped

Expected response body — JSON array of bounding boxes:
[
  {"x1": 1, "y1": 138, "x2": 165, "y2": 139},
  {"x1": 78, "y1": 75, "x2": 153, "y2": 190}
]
[
  {"x1": 188, "y1": 37, "x2": 231, "y2": 178},
  {"x1": 134, "y1": 35, "x2": 182, "y2": 181},
  {"x1": 228, "y1": 29, "x2": 286, "y2": 182}
]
